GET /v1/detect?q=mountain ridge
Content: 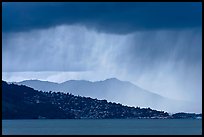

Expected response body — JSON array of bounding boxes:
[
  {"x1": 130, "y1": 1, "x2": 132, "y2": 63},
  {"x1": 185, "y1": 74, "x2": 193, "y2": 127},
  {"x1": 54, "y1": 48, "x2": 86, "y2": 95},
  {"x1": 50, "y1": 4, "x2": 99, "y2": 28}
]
[
  {"x1": 16, "y1": 78, "x2": 163, "y2": 97},
  {"x1": 15, "y1": 78, "x2": 193, "y2": 113}
]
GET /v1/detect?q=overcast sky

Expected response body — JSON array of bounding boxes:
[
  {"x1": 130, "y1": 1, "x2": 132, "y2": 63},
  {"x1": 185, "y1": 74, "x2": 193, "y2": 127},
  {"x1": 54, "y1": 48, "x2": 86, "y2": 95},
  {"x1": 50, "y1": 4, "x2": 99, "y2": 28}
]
[{"x1": 2, "y1": 2, "x2": 202, "y2": 113}]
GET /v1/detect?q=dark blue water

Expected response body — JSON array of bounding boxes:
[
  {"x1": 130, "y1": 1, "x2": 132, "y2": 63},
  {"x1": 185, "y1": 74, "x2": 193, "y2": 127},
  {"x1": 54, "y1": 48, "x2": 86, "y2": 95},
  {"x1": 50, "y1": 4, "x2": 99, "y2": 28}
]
[{"x1": 2, "y1": 119, "x2": 202, "y2": 135}]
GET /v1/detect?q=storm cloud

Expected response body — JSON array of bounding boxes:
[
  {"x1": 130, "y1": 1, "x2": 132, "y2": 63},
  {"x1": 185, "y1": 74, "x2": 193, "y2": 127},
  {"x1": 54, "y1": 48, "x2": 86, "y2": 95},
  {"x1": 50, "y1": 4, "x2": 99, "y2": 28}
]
[{"x1": 2, "y1": 2, "x2": 202, "y2": 34}]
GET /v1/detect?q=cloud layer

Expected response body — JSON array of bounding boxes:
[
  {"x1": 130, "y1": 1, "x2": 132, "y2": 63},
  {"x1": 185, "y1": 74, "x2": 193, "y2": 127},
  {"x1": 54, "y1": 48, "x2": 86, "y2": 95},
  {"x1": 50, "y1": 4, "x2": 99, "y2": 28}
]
[{"x1": 3, "y1": 2, "x2": 202, "y2": 34}]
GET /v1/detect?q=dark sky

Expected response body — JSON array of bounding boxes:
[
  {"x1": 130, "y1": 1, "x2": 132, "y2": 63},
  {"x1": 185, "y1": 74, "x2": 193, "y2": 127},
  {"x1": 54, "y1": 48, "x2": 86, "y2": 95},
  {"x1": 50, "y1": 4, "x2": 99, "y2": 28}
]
[{"x1": 2, "y1": 2, "x2": 202, "y2": 33}]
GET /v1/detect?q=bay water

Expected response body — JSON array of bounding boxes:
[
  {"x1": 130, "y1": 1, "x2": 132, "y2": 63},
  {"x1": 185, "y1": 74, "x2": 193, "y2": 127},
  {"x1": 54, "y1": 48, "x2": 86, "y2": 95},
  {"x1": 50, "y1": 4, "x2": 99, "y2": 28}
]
[{"x1": 2, "y1": 119, "x2": 202, "y2": 135}]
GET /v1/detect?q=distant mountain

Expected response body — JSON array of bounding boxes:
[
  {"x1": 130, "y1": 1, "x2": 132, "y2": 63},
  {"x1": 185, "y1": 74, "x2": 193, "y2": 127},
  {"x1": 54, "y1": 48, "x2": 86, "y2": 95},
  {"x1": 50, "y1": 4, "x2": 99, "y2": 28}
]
[
  {"x1": 3, "y1": 81, "x2": 170, "y2": 119},
  {"x1": 16, "y1": 78, "x2": 192, "y2": 113}
]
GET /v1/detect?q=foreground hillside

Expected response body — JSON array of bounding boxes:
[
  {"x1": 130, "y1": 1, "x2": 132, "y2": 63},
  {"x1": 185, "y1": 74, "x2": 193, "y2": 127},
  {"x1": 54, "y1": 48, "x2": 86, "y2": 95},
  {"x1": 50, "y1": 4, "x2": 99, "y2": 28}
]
[
  {"x1": 2, "y1": 81, "x2": 201, "y2": 119},
  {"x1": 3, "y1": 81, "x2": 169, "y2": 119}
]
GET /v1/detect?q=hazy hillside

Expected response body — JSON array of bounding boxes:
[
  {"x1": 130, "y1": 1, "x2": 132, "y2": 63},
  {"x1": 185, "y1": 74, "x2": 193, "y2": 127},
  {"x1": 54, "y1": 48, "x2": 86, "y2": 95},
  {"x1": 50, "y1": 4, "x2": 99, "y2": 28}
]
[{"x1": 16, "y1": 78, "x2": 192, "y2": 113}]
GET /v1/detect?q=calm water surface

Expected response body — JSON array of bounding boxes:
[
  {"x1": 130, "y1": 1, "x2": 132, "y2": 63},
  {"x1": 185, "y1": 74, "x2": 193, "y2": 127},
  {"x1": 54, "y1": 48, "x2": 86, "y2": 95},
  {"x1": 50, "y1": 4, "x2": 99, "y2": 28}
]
[{"x1": 2, "y1": 119, "x2": 202, "y2": 135}]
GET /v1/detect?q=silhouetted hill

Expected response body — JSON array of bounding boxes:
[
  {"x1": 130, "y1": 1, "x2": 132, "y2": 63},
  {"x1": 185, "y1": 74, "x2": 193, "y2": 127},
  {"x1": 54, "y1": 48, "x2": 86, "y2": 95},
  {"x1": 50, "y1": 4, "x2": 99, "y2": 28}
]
[
  {"x1": 3, "y1": 81, "x2": 171, "y2": 119},
  {"x1": 2, "y1": 81, "x2": 73, "y2": 119}
]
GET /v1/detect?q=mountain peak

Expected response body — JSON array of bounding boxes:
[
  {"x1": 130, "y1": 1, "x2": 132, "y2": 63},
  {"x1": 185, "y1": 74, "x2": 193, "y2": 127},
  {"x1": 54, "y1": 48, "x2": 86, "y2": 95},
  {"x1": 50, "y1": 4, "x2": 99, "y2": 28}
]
[{"x1": 105, "y1": 78, "x2": 120, "y2": 81}]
